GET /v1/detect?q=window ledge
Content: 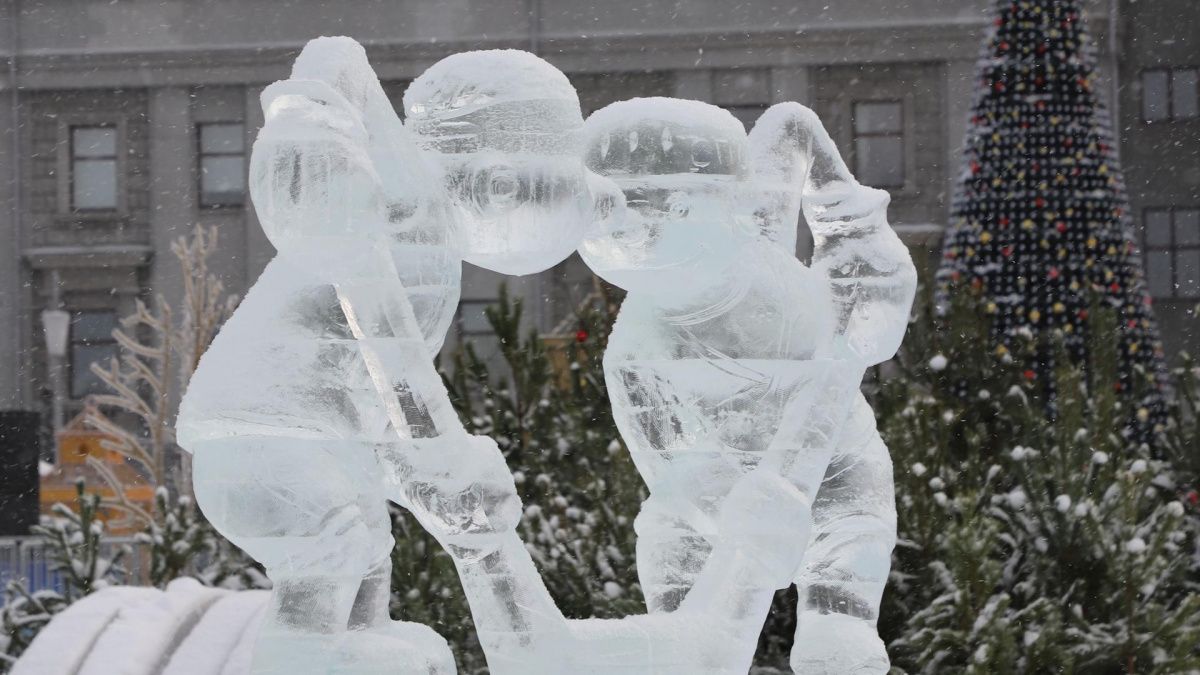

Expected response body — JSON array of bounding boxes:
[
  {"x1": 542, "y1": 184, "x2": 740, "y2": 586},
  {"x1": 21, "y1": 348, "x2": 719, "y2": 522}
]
[
  {"x1": 24, "y1": 244, "x2": 153, "y2": 269},
  {"x1": 197, "y1": 203, "x2": 246, "y2": 213},
  {"x1": 1142, "y1": 117, "x2": 1200, "y2": 125},
  {"x1": 54, "y1": 212, "x2": 130, "y2": 225},
  {"x1": 892, "y1": 222, "x2": 945, "y2": 247}
]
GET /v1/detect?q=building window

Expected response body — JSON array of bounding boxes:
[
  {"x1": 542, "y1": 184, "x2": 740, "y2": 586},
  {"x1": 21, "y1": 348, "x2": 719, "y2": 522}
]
[
  {"x1": 1142, "y1": 68, "x2": 1199, "y2": 121},
  {"x1": 71, "y1": 126, "x2": 118, "y2": 211},
  {"x1": 198, "y1": 122, "x2": 246, "y2": 207},
  {"x1": 69, "y1": 310, "x2": 118, "y2": 398},
  {"x1": 852, "y1": 101, "x2": 905, "y2": 188},
  {"x1": 1143, "y1": 207, "x2": 1200, "y2": 299},
  {"x1": 457, "y1": 300, "x2": 495, "y2": 336}
]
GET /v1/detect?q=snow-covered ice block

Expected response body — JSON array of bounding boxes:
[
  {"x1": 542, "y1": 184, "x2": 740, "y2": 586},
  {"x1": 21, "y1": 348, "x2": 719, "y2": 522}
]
[
  {"x1": 12, "y1": 586, "x2": 160, "y2": 675},
  {"x1": 162, "y1": 590, "x2": 269, "y2": 675},
  {"x1": 13, "y1": 584, "x2": 269, "y2": 675},
  {"x1": 219, "y1": 601, "x2": 267, "y2": 675},
  {"x1": 77, "y1": 578, "x2": 226, "y2": 675}
]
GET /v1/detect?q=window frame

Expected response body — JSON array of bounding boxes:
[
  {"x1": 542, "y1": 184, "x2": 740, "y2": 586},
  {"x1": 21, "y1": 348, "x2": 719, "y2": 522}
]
[
  {"x1": 1141, "y1": 67, "x2": 1200, "y2": 122},
  {"x1": 69, "y1": 125, "x2": 119, "y2": 212},
  {"x1": 68, "y1": 309, "x2": 119, "y2": 400},
  {"x1": 850, "y1": 99, "x2": 907, "y2": 190},
  {"x1": 1142, "y1": 206, "x2": 1200, "y2": 299},
  {"x1": 56, "y1": 116, "x2": 128, "y2": 218},
  {"x1": 196, "y1": 121, "x2": 247, "y2": 209}
]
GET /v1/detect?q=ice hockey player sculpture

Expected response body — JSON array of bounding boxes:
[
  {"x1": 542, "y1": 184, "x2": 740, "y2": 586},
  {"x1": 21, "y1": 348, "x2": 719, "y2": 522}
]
[
  {"x1": 178, "y1": 35, "x2": 917, "y2": 675},
  {"x1": 177, "y1": 38, "x2": 597, "y2": 674},
  {"x1": 579, "y1": 98, "x2": 917, "y2": 673}
]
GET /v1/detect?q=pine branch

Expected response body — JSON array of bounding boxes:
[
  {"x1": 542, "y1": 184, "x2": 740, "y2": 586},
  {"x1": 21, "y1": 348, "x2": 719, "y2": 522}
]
[{"x1": 85, "y1": 455, "x2": 154, "y2": 531}]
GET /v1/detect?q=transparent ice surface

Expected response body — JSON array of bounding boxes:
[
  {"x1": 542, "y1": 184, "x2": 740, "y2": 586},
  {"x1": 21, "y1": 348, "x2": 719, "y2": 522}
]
[
  {"x1": 404, "y1": 50, "x2": 592, "y2": 276},
  {"x1": 176, "y1": 36, "x2": 915, "y2": 675}
]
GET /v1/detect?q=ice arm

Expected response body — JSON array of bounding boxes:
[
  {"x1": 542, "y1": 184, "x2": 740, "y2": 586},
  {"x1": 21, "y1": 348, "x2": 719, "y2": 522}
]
[
  {"x1": 748, "y1": 103, "x2": 917, "y2": 365},
  {"x1": 387, "y1": 437, "x2": 571, "y2": 675},
  {"x1": 443, "y1": 531, "x2": 574, "y2": 674},
  {"x1": 551, "y1": 468, "x2": 814, "y2": 673},
  {"x1": 466, "y1": 373, "x2": 824, "y2": 671},
  {"x1": 415, "y1": 446, "x2": 814, "y2": 674},
  {"x1": 675, "y1": 470, "x2": 813, "y2": 627},
  {"x1": 616, "y1": 374, "x2": 864, "y2": 670},
  {"x1": 250, "y1": 59, "x2": 467, "y2": 433},
  {"x1": 333, "y1": 275, "x2": 465, "y2": 443},
  {"x1": 329, "y1": 216, "x2": 573, "y2": 670},
  {"x1": 251, "y1": 38, "x2": 423, "y2": 276},
  {"x1": 670, "y1": 373, "x2": 858, "y2": 626},
  {"x1": 248, "y1": 81, "x2": 447, "y2": 438},
  {"x1": 809, "y1": 189, "x2": 917, "y2": 365},
  {"x1": 414, "y1": 430, "x2": 813, "y2": 673}
]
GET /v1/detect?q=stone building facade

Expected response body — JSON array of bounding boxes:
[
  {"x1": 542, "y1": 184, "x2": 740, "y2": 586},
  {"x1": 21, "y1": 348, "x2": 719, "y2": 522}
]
[{"x1": 0, "y1": 0, "x2": 1196, "y2": 427}]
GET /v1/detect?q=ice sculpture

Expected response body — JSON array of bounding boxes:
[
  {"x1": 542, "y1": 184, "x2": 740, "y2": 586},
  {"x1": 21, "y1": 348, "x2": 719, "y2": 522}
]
[
  {"x1": 177, "y1": 39, "x2": 592, "y2": 674},
  {"x1": 178, "y1": 34, "x2": 917, "y2": 675},
  {"x1": 578, "y1": 98, "x2": 917, "y2": 673}
]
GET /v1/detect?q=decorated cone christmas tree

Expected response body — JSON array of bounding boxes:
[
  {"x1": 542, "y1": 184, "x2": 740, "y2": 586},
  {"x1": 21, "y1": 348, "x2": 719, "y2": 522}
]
[{"x1": 937, "y1": 0, "x2": 1168, "y2": 434}]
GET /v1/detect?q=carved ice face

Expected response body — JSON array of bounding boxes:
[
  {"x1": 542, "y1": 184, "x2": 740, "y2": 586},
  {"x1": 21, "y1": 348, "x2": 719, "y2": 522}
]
[
  {"x1": 579, "y1": 98, "x2": 755, "y2": 294},
  {"x1": 405, "y1": 51, "x2": 592, "y2": 276}
]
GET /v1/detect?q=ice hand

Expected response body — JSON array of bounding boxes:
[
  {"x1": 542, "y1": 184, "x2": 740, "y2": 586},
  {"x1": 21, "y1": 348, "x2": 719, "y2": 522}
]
[
  {"x1": 718, "y1": 470, "x2": 812, "y2": 585},
  {"x1": 804, "y1": 184, "x2": 890, "y2": 238},
  {"x1": 379, "y1": 435, "x2": 522, "y2": 549}
]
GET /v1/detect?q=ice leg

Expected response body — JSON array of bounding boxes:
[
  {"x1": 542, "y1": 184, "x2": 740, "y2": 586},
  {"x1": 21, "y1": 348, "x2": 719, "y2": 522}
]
[
  {"x1": 250, "y1": 577, "x2": 361, "y2": 674},
  {"x1": 348, "y1": 557, "x2": 391, "y2": 630},
  {"x1": 192, "y1": 436, "x2": 451, "y2": 674},
  {"x1": 791, "y1": 395, "x2": 895, "y2": 675},
  {"x1": 344, "y1": 556, "x2": 458, "y2": 674},
  {"x1": 634, "y1": 494, "x2": 713, "y2": 613}
]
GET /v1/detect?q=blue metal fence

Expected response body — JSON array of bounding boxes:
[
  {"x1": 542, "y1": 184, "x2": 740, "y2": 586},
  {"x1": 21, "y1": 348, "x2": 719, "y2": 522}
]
[{"x1": 0, "y1": 536, "x2": 148, "y2": 603}]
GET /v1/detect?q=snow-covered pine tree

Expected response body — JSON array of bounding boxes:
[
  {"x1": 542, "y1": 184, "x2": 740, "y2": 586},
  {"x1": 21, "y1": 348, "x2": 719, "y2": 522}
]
[
  {"x1": 0, "y1": 582, "x2": 68, "y2": 669},
  {"x1": 32, "y1": 481, "x2": 128, "y2": 601},
  {"x1": 0, "y1": 481, "x2": 128, "y2": 667},
  {"x1": 936, "y1": 0, "x2": 1168, "y2": 435},
  {"x1": 879, "y1": 292, "x2": 1200, "y2": 673}
]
